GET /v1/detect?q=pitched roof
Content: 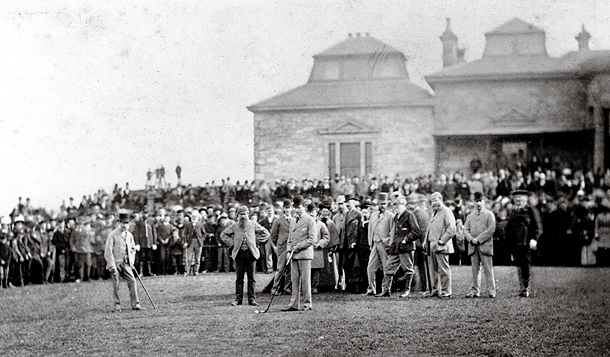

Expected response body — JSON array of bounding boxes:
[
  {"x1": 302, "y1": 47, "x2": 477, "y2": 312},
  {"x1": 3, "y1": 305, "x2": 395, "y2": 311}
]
[
  {"x1": 314, "y1": 35, "x2": 403, "y2": 58},
  {"x1": 487, "y1": 18, "x2": 544, "y2": 34},
  {"x1": 248, "y1": 79, "x2": 432, "y2": 112},
  {"x1": 426, "y1": 50, "x2": 610, "y2": 83}
]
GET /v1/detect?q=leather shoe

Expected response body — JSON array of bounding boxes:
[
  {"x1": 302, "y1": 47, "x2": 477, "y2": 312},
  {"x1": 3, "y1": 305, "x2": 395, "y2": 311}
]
[
  {"x1": 400, "y1": 291, "x2": 410, "y2": 298},
  {"x1": 249, "y1": 300, "x2": 259, "y2": 306},
  {"x1": 466, "y1": 293, "x2": 480, "y2": 298},
  {"x1": 231, "y1": 301, "x2": 242, "y2": 306},
  {"x1": 375, "y1": 291, "x2": 390, "y2": 297},
  {"x1": 489, "y1": 293, "x2": 496, "y2": 299},
  {"x1": 132, "y1": 304, "x2": 145, "y2": 310},
  {"x1": 363, "y1": 291, "x2": 375, "y2": 296},
  {"x1": 422, "y1": 291, "x2": 438, "y2": 298},
  {"x1": 302, "y1": 306, "x2": 312, "y2": 311},
  {"x1": 112, "y1": 304, "x2": 121, "y2": 313},
  {"x1": 438, "y1": 294, "x2": 452, "y2": 299},
  {"x1": 281, "y1": 307, "x2": 300, "y2": 312}
]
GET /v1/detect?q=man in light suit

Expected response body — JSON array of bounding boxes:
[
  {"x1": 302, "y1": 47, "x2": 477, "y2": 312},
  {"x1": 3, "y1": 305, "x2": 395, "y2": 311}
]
[
  {"x1": 364, "y1": 192, "x2": 394, "y2": 296},
  {"x1": 464, "y1": 192, "x2": 497, "y2": 298},
  {"x1": 423, "y1": 192, "x2": 456, "y2": 298},
  {"x1": 220, "y1": 205, "x2": 270, "y2": 306},
  {"x1": 104, "y1": 210, "x2": 142, "y2": 312},
  {"x1": 332, "y1": 195, "x2": 347, "y2": 291},
  {"x1": 282, "y1": 195, "x2": 316, "y2": 311}
]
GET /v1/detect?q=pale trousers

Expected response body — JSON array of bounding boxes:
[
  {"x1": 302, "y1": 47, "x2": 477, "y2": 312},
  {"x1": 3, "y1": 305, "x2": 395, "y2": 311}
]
[
  {"x1": 272, "y1": 250, "x2": 290, "y2": 291},
  {"x1": 186, "y1": 245, "x2": 202, "y2": 273},
  {"x1": 429, "y1": 252, "x2": 452, "y2": 296},
  {"x1": 470, "y1": 250, "x2": 496, "y2": 296},
  {"x1": 381, "y1": 251, "x2": 414, "y2": 293},
  {"x1": 289, "y1": 259, "x2": 312, "y2": 310},
  {"x1": 111, "y1": 261, "x2": 140, "y2": 308},
  {"x1": 366, "y1": 241, "x2": 388, "y2": 293}
]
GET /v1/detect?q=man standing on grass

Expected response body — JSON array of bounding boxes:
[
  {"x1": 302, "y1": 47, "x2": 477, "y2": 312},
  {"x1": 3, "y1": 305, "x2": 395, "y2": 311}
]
[
  {"x1": 282, "y1": 195, "x2": 315, "y2": 311},
  {"x1": 423, "y1": 192, "x2": 456, "y2": 299},
  {"x1": 364, "y1": 192, "x2": 393, "y2": 296},
  {"x1": 506, "y1": 190, "x2": 542, "y2": 297},
  {"x1": 464, "y1": 192, "x2": 497, "y2": 298},
  {"x1": 221, "y1": 205, "x2": 269, "y2": 306},
  {"x1": 378, "y1": 195, "x2": 421, "y2": 297},
  {"x1": 105, "y1": 210, "x2": 142, "y2": 312}
]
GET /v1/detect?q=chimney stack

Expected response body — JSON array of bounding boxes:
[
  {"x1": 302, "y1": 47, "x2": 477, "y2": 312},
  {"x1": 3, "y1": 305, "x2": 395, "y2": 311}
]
[
  {"x1": 576, "y1": 24, "x2": 591, "y2": 51},
  {"x1": 440, "y1": 18, "x2": 458, "y2": 67}
]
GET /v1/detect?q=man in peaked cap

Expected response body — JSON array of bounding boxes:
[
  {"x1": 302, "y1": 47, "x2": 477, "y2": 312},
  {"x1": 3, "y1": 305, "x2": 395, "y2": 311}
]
[
  {"x1": 104, "y1": 209, "x2": 143, "y2": 312},
  {"x1": 220, "y1": 205, "x2": 270, "y2": 306},
  {"x1": 506, "y1": 190, "x2": 542, "y2": 297}
]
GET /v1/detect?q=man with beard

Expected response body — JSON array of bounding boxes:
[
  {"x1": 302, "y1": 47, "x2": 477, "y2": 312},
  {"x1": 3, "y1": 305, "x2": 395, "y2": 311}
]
[
  {"x1": 364, "y1": 193, "x2": 394, "y2": 296},
  {"x1": 282, "y1": 195, "x2": 316, "y2": 311},
  {"x1": 221, "y1": 205, "x2": 270, "y2": 306},
  {"x1": 464, "y1": 192, "x2": 497, "y2": 298},
  {"x1": 423, "y1": 192, "x2": 456, "y2": 298},
  {"x1": 105, "y1": 210, "x2": 143, "y2": 312},
  {"x1": 505, "y1": 190, "x2": 543, "y2": 297},
  {"x1": 378, "y1": 196, "x2": 421, "y2": 297}
]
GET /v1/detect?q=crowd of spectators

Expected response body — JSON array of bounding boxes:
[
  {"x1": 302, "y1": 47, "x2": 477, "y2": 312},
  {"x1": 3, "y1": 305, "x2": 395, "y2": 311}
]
[{"x1": 2, "y1": 162, "x2": 610, "y2": 290}]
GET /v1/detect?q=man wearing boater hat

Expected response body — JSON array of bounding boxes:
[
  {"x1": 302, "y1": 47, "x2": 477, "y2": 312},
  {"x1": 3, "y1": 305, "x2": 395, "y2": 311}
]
[
  {"x1": 505, "y1": 190, "x2": 542, "y2": 297},
  {"x1": 104, "y1": 209, "x2": 143, "y2": 312},
  {"x1": 220, "y1": 205, "x2": 270, "y2": 306}
]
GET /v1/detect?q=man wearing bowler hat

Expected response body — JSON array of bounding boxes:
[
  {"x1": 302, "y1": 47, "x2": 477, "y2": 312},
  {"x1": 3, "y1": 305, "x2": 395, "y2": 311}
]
[
  {"x1": 506, "y1": 190, "x2": 542, "y2": 297},
  {"x1": 220, "y1": 205, "x2": 270, "y2": 306},
  {"x1": 104, "y1": 209, "x2": 142, "y2": 312},
  {"x1": 464, "y1": 192, "x2": 497, "y2": 298},
  {"x1": 282, "y1": 195, "x2": 316, "y2": 311}
]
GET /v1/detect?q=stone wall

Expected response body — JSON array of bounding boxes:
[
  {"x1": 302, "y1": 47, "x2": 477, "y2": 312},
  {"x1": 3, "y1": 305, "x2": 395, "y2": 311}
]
[
  {"x1": 433, "y1": 78, "x2": 590, "y2": 135},
  {"x1": 253, "y1": 106, "x2": 434, "y2": 183}
]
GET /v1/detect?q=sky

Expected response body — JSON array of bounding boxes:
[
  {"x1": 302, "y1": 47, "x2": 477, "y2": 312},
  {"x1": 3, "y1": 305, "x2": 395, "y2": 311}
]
[{"x1": 1, "y1": 0, "x2": 609, "y2": 214}]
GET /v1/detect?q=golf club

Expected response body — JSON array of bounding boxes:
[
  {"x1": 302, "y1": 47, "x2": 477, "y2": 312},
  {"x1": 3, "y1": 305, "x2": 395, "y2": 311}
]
[
  {"x1": 256, "y1": 250, "x2": 293, "y2": 314},
  {"x1": 132, "y1": 265, "x2": 157, "y2": 310}
]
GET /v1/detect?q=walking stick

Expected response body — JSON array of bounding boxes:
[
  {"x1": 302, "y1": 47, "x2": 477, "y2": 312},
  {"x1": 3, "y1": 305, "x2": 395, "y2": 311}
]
[
  {"x1": 132, "y1": 266, "x2": 157, "y2": 310},
  {"x1": 423, "y1": 241, "x2": 432, "y2": 294},
  {"x1": 258, "y1": 251, "x2": 293, "y2": 314}
]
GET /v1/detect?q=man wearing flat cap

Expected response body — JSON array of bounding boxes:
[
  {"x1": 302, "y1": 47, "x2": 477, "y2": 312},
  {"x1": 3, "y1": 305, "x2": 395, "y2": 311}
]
[
  {"x1": 282, "y1": 195, "x2": 316, "y2": 311},
  {"x1": 104, "y1": 210, "x2": 142, "y2": 312},
  {"x1": 423, "y1": 192, "x2": 456, "y2": 298},
  {"x1": 464, "y1": 192, "x2": 497, "y2": 298},
  {"x1": 221, "y1": 205, "x2": 270, "y2": 306},
  {"x1": 506, "y1": 190, "x2": 542, "y2": 297}
]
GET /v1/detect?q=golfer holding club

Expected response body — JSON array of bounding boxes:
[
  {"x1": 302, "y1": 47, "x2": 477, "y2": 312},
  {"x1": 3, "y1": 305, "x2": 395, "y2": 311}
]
[
  {"x1": 104, "y1": 209, "x2": 143, "y2": 312},
  {"x1": 282, "y1": 195, "x2": 316, "y2": 312}
]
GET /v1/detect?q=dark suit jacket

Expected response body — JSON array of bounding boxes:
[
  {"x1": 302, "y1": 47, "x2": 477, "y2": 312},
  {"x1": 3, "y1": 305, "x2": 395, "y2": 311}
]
[
  {"x1": 390, "y1": 209, "x2": 421, "y2": 254},
  {"x1": 343, "y1": 209, "x2": 362, "y2": 250}
]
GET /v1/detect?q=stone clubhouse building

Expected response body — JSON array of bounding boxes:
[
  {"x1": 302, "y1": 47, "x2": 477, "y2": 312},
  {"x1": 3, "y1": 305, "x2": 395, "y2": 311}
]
[{"x1": 248, "y1": 18, "x2": 610, "y2": 183}]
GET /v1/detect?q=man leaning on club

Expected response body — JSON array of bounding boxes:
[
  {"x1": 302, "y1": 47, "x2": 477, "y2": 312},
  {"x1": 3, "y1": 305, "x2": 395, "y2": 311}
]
[
  {"x1": 104, "y1": 209, "x2": 143, "y2": 312},
  {"x1": 282, "y1": 195, "x2": 316, "y2": 312}
]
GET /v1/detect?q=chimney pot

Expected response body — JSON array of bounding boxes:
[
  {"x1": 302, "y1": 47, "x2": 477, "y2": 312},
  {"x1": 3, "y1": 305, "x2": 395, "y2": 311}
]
[
  {"x1": 348, "y1": 33, "x2": 352, "y2": 38},
  {"x1": 356, "y1": 32, "x2": 361, "y2": 37}
]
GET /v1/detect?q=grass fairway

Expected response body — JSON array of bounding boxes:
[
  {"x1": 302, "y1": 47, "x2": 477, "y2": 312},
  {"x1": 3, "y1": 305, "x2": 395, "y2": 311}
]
[{"x1": 1, "y1": 266, "x2": 609, "y2": 356}]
